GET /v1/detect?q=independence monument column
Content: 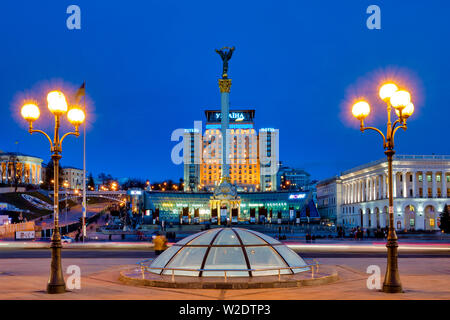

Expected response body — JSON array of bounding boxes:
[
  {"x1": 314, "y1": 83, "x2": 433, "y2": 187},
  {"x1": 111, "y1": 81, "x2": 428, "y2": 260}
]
[
  {"x1": 210, "y1": 46, "x2": 240, "y2": 226},
  {"x1": 215, "y1": 46, "x2": 235, "y2": 181}
]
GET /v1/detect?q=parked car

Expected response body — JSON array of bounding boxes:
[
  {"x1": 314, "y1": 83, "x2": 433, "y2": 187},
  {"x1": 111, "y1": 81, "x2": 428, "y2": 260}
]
[{"x1": 61, "y1": 236, "x2": 73, "y2": 243}]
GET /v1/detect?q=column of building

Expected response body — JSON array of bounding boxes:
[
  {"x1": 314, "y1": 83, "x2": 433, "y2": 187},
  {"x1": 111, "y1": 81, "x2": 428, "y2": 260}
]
[
  {"x1": 412, "y1": 170, "x2": 417, "y2": 197},
  {"x1": 432, "y1": 171, "x2": 437, "y2": 198},
  {"x1": 402, "y1": 171, "x2": 407, "y2": 198},
  {"x1": 443, "y1": 171, "x2": 448, "y2": 198},
  {"x1": 422, "y1": 170, "x2": 427, "y2": 198},
  {"x1": 392, "y1": 171, "x2": 397, "y2": 198}
]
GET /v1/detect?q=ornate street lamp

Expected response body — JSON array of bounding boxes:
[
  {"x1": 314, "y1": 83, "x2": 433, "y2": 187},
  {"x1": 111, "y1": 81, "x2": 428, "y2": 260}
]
[
  {"x1": 351, "y1": 82, "x2": 414, "y2": 293},
  {"x1": 21, "y1": 91, "x2": 85, "y2": 294}
]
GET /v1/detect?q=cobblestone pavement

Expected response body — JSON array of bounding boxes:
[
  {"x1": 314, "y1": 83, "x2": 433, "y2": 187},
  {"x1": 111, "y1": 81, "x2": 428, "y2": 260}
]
[{"x1": 0, "y1": 257, "x2": 449, "y2": 299}]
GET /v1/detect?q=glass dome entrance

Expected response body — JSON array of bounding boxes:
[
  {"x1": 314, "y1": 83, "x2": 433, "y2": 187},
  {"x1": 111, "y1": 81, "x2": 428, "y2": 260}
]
[{"x1": 149, "y1": 228, "x2": 309, "y2": 277}]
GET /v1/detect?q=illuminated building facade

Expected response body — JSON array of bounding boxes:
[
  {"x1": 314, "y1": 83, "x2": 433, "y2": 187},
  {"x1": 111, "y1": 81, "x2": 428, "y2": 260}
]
[
  {"x1": 0, "y1": 151, "x2": 43, "y2": 185},
  {"x1": 277, "y1": 165, "x2": 311, "y2": 191},
  {"x1": 143, "y1": 190, "x2": 319, "y2": 224},
  {"x1": 183, "y1": 110, "x2": 279, "y2": 192},
  {"x1": 61, "y1": 167, "x2": 84, "y2": 190},
  {"x1": 317, "y1": 155, "x2": 450, "y2": 230}
]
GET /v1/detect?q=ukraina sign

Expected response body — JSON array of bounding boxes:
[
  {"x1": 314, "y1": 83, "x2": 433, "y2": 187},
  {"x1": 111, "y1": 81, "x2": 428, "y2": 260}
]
[{"x1": 205, "y1": 110, "x2": 255, "y2": 123}]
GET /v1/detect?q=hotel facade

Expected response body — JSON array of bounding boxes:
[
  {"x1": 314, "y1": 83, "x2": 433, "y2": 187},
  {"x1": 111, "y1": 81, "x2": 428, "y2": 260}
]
[
  {"x1": 317, "y1": 155, "x2": 450, "y2": 230},
  {"x1": 183, "y1": 110, "x2": 279, "y2": 193}
]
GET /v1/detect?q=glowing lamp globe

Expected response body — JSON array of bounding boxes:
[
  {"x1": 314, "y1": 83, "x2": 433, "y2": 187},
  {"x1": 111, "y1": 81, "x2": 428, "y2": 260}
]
[
  {"x1": 395, "y1": 102, "x2": 414, "y2": 119},
  {"x1": 352, "y1": 101, "x2": 370, "y2": 120},
  {"x1": 21, "y1": 103, "x2": 40, "y2": 122},
  {"x1": 379, "y1": 83, "x2": 398, "y2": 102},
  {"x1": 47, "y1": 91, "x2": 68, "y2": 115},
  {"x1": 390, "y1": 90, "x2": 411, "y2": 110},
  {"x1": 67, "y1": 107, "x2": 85, "y2": 126}
]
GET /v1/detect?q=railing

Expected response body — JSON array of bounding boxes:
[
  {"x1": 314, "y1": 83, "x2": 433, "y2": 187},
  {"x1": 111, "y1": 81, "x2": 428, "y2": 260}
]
[
  {"x1": 136, "y1": 258, "x2": 320, "y2": 282},
  {"x1": 341, "y1": 155, "x2": 450, "y2": 176}
]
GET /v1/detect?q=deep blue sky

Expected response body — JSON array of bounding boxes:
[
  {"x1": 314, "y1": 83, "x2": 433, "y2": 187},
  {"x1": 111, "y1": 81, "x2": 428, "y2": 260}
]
[{"x1": 1, "y1": 0, "x2": 449, "y2": 182}]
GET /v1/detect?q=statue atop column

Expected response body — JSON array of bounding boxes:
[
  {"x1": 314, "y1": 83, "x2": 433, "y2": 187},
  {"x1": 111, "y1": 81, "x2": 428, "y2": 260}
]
[{"x1": 215, "y1": 46, "x2": 235, "y2": 78}]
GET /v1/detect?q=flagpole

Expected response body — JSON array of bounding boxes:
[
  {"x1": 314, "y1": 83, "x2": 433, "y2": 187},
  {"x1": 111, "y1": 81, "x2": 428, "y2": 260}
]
[{"x1": 82, "y1": 81, "x2": 87, "y2": 242}]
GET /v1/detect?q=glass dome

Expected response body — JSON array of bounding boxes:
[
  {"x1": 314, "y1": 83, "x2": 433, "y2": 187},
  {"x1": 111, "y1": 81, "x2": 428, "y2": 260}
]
[{"x1": 149, "y1": 228, "x2": 309, "y2": 277}]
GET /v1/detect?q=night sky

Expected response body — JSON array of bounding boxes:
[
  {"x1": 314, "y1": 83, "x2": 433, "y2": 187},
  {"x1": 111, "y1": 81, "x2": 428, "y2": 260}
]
[{"x1": 1, "y1": 0, "x2": 449, "y2": 183}]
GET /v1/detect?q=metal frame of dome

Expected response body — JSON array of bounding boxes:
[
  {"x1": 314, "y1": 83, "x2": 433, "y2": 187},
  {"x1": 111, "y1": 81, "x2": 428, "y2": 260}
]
[{"x1": 149, "y1": 228, "x2": 310, "y2": 277}]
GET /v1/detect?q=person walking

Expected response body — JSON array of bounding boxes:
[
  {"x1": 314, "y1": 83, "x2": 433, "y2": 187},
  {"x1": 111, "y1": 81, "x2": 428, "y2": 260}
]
[{"x1": 153, "y1": 233, "x2": 168, "y2": 255}]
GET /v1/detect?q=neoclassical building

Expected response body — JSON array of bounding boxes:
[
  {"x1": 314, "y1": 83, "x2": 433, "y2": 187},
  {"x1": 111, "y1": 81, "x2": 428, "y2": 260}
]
[
  {"x1": 0, "y1": 152, "x2": 43, "y2": 186},
  {"x1": 61, "y1": 167, "x2": 84, "y2": 190},
  {"x1": 317, "y1": 155, "x2": 450, "y2": 231}
]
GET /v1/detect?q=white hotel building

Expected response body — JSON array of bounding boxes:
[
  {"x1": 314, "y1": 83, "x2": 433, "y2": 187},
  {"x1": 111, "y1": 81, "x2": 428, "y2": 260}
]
[{"x1": 317, "y1": 155, "x2": 450, "y2": 231}]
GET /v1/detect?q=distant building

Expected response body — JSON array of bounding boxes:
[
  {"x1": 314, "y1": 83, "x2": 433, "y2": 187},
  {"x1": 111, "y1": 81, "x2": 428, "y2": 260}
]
[
  {"x1": 316, "y1": 177, "x2": 342, "y2": 223},
  {"x1": 61, "y1": 167, "x2": 84, "y2": 190},
  {"x1": 317, "y1": 155, "x2": 450, "y2": 230},
  {"x1": 277, "y1": 165, "x2": 311, "y2": 191},
  {"x1": 183, "y1": 129, "x2": 202, "y2": 192},
  {"x1": 0, "y1": 151, "x2": 43, "y2": 186}
]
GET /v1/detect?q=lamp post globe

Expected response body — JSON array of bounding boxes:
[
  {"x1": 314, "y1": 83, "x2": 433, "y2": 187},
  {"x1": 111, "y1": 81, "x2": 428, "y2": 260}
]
[
  {"x1": 379, "y1": 83, "x2": 398, "y2": 102},
  {"x1": 47, "y1": 90, "x2": 68, "y2": 115},
  {"x1": 67, "y1": 107, "x2": 86, "y2": 127},
  {"x1": 351, "y1": 101, "x2": 370, "y2": 120},
  {"x1": 395, "y1": 102, "x2": 414, "y2": 119},
  {"x1": 21, "y1": 103, "x2": 40, "y2": 122},
  {"x1": 390, "y1": 90, "x2": 411, "y2": 111}
]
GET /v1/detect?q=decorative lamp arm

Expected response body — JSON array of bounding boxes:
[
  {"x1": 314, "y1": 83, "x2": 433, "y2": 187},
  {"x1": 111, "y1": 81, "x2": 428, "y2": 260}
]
[
  {"x1": 60, "y1": 128, "x2": 80, "y2": 148},
  {"x1": 360, "y1": 123, "x2": 387, "y2": 147},
  {"x1": 28, "y1": 123, "x2": 54, "y2": 149}
]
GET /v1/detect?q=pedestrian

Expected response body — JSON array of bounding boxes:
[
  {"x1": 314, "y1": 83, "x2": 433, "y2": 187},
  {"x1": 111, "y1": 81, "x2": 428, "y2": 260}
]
[{"x1": 153, "y1": 233, "x2": 168, "y2": 255}]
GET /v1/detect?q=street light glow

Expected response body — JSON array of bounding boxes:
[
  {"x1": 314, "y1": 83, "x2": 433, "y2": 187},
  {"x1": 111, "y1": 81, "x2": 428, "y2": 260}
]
[
  {"x1": 351, "y1": 101, "x2": 370, "y2": 120},
  {"x1": 47, "y1": 91, "x2": 68, "y2": 115},
  {"x1": 395, "y1": 102, "x2": 414, "y2": 118},
  {"x1": 67, "y1": 107, "x2": 85, "y2": 125},
  {"x1": 390, "y1": 90, "x2": 411, "y2": 110},
  {"x1": 21, "y1": 103, "x2": 40, "y2": 122},
  {"x1": 379, "y1": 83, "x2": 398, "y2": 102}
]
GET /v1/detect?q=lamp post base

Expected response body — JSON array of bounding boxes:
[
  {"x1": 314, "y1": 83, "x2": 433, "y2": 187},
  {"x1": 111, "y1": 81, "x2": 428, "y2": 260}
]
[
  {"x1": 382, "y1": 283, "x2": 403, "y2": 293},
  {"x1": 47, "y1": 283, "x2": 66, "y2": 294},
  {"x1": 46, "y1": 237, "x2": 66, "y2": 294},
  {"x1": 382, "y1": 234, "x2": 403, "y2": 293}
]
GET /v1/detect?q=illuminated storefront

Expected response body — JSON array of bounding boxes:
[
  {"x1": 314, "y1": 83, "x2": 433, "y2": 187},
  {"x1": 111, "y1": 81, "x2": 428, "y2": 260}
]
[{"x1": 142, "y1": 190, "x2": 319, "y2": 224}]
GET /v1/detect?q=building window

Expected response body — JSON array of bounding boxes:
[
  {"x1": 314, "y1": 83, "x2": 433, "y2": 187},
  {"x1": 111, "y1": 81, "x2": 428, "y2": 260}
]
[{"x1": 418, "y1": 175, "x2": 423, "y2": 182}]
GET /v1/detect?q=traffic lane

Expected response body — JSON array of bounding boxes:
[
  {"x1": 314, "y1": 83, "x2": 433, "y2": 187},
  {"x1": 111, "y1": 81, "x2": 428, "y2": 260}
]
[{"x1": 0, "y1": 249, "x2": 449, "y2": 259}]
